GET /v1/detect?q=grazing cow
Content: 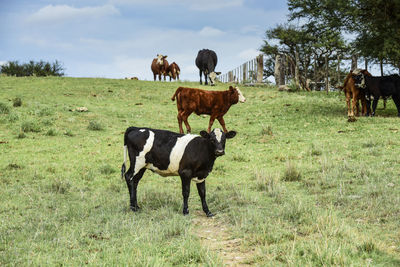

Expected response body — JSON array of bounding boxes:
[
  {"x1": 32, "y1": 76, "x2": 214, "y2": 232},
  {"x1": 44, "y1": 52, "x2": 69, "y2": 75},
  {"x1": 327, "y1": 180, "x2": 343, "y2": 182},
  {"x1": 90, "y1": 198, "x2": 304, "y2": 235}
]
[
  {"x1": 338, "y1": 69, "x2": 372, "y2": 121},
  {"x1": 352, "y1": 73, "x2": 400, "y2": 116},
  {"x1": 121, "y1": 127, "x2": 236, "y2": 216},
  {"x1": 167, "y1": 62, "x2": 181, "y2": 81},
  {"x1": 151, "y1": 54, "x2": 169, "y2": 81},
  {"x1": 171, "y1": 86, "x2": 246, "y2": 133},
  {"x1": 195, "y1": 49, "x2": 221, "y2": 85}
]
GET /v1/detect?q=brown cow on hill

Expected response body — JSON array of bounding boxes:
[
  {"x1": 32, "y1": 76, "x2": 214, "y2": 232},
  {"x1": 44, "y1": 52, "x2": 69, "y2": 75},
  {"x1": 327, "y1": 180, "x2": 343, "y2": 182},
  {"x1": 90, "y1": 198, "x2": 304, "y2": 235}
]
[
  {"x1": 171, "y1": 86, "x2": 246, "y2": 133},
  {"x1": 151, "y1": 54, "x2": 169, "y2": 81},
  {"x1": 167, "y1": 62, "x2": 180, "y2": 81},
  {"x1": 339, "y1": 69, "x2": 372, "y2": 122}
]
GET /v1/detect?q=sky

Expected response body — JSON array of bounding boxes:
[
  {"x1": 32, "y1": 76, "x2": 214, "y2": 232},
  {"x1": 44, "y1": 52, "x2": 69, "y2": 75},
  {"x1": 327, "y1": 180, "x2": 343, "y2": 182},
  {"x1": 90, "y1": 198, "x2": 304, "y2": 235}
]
[{"x1": 0, "y1": 0, "x2": 289, "y2": 81}]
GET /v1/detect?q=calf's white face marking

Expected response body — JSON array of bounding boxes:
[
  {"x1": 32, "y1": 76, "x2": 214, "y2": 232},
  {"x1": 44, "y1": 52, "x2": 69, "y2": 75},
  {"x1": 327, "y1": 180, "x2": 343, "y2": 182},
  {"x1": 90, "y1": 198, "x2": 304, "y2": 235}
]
[
  {"x1": 236, "y1": 87, "x2": 246, "y2": 103},
  {"x1": 214, "y1": 128, "x2": 222, "y2": 142}
]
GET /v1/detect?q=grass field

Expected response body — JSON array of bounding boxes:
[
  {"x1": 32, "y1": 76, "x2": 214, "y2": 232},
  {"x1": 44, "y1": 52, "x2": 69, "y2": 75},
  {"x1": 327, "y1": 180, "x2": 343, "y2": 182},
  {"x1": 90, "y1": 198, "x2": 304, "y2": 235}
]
[{"x1": 1, "y1": 76, "x2": 400, "y2": 266}]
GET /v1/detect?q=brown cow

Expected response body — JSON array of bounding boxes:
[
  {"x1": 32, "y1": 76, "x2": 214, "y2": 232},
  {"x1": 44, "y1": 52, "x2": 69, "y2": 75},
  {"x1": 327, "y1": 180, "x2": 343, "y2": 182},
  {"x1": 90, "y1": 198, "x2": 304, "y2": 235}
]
[
  {"x1": 151, "y1": 54, "x2": 169, "y2": 81},
  {"x1": 339, "y1": 69, "x2": 372, "y2": 122},
  {"x1": 167, "y1": 62, "x2": 180, "y2": 81},
  {"x1": 171, "y1": 86, "x2": 246, "y2": 133}
]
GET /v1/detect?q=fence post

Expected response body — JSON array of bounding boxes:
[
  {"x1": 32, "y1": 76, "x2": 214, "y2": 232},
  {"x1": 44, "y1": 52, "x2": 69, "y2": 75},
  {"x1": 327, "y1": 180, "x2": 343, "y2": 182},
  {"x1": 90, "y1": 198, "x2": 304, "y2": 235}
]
[{"x1": 257, "y1": 54, "x2": 263, "y2": 83}]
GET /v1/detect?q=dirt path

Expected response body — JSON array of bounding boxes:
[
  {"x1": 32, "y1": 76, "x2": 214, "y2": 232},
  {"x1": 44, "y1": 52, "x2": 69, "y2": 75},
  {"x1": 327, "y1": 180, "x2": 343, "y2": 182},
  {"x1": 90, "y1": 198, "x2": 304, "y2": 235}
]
[{"x1": 192, "y1": 211, "x2": 253, "y2": 266}]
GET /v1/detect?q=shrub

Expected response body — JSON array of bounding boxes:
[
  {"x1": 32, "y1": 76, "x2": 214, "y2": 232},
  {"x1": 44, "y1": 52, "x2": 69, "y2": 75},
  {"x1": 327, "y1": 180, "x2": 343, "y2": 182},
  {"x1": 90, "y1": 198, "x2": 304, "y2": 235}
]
[
  {"x1": 0, "y1": 60, "x2": 64, "y2": 77},
  {"x1": 282, "y1": 162, "x2": 301, "y2": 182},
  {"x1": 88, "y1": 120, "x2": 104, "y2": 131},
  {"x1": 21, "y1": 121, "x2": 41, "y2": 133},
  {"x1": 12, "y1": 97, "x2": 22, "y2": 107},
  {"x1": 17, "y1": 132, "x2": 26, "y2": 139},
  {"x1": 0, "y1": 102, "x2": 10, "y2": 114},
  {"x1": 46, "y1": 128, "x2": 57, "y2": 136},
  {"x1": 261, "y1": 125, "x2": 273, "y2": 136}
]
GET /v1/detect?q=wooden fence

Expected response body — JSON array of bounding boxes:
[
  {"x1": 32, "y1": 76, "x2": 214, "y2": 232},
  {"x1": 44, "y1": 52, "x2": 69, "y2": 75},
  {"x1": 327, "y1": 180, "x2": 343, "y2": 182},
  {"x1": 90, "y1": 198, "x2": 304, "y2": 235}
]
[{"x1": 219, "y1": 54, "x2": 264, "y2": 84}]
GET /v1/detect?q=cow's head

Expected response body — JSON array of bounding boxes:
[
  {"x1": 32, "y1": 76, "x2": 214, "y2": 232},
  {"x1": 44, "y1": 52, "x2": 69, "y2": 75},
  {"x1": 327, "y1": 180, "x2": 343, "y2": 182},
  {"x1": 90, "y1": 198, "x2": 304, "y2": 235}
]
[
  {"x1": 208, "y1": 71, "x2": 221, "y2": 86},
  {"x1": 352, "y1": 73, "x2": 366, "y2": 89},
  {"x1": 156, "y1": 54, "x2": 167, "y2": 66},
  {"x1": 200, "y1": 128, "x2": 236, "y2": 157},
  {"x1": 229, "y1": 86, "x2": 246, "y2": 103}
]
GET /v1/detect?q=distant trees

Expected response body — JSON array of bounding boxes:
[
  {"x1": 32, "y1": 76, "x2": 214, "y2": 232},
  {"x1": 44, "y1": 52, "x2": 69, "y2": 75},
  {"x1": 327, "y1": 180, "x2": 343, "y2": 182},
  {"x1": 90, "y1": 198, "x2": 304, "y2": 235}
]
[
  {"x1": 0, "y1": 60, "x2": 65, "y2": 77},
  {"x1": 262, "y1": 0, "x2": 400, "y2": 90}
]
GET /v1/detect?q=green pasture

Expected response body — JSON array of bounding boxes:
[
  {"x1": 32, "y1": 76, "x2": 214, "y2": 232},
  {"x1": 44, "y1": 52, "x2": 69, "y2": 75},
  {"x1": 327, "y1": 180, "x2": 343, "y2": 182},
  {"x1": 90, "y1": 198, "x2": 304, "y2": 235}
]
[{"x1": 1, "y1": 76, "x2": 400, "y2": 266}]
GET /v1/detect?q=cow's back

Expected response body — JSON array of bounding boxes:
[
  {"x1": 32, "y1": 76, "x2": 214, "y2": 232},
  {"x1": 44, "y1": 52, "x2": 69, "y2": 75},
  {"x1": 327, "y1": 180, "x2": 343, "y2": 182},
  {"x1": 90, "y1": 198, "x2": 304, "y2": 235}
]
[
  {"x1": 175, "y1": 87, "x2": 226, "y2": 115},
  {"x1": 196, "y1": 49, "x2": 218, "y2": 71}
]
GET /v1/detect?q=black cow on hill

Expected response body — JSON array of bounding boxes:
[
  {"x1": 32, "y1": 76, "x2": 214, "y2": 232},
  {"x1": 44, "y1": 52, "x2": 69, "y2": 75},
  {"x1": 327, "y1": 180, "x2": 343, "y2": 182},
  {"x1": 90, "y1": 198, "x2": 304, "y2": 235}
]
[
  {"x1": 353, "y1": 73, "x2": 400, "y2": 116},
  {"x1": 195, "y1": 49, "x2": 221, "y2": 86},
  {"x1": 121, "y1": 127, "x2": 236, "y2": 217}
]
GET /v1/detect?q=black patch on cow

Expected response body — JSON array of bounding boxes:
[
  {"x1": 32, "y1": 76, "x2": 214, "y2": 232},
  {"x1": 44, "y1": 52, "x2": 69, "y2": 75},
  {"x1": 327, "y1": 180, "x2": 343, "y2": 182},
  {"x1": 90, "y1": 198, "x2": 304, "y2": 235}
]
[
  {"x1": 145, "y1": 129, "x2": 183, "y2": 170},
  {"x1": 125, "y1": 127, "x2": 150, "y2": 158},
  {"x1": 179, "y1": 137, "x2": 215, "y2": 179}
]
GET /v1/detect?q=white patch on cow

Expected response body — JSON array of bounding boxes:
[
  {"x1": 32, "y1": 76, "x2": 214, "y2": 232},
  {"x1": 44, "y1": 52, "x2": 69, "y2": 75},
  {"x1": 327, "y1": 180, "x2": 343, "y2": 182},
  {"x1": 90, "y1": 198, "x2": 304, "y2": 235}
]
[
  {"x1": 209, "y1": 71, "x2": 217, "y2": 84},
  {"x1": 214, "y1": 128, "x2": 222, "y2": 142},
  {"x1": 192, "y1": 178, "x2": 206, "y2": 183},
  {"x1": 139, "y1": 129, "x2": 145, "y2": 132},
  {"x1": 147, "y1": 134, "x2": 199, "y2": 177},
  {"x1": 156, "y1": 54, "x2": 164, "y2": 65},
  {"x1": 352, "y1": 68, "x2": 362, "y2": 75},
  {"x1": 235, "y1": 87, "x2": 246, "y2": 102},
  {"x1": 133, "y1": 130, "x2": 154, "y2": 177}
]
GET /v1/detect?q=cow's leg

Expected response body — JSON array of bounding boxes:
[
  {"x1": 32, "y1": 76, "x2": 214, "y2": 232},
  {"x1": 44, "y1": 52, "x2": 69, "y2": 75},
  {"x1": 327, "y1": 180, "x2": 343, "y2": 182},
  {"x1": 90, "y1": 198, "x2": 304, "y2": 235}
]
[
  {"x1": 180, "y1": 175, "x2": 191, "y2": 215},
  {"x1": 177, "y1": 113, "x2": 184, "y2": 134},
  {"x1": 346, "y1": 92, "x2": 355, "y2": 121},
  {"x1": 217, "y1": 116, "x2": 228, "y2": 133},
  {"x1": 207, "y1": 115, "x2": 216, "y2": 133},
  {"x1": 366, "y1": 99, "x2": 371, "y2": 116},
  {"x1": 196, "y1": 181, "x2": 214, "y2": 217},
  {"x1": 158, "y1": 74, "x2": 161, "y2": 81},
  {"x1": 182, "y1": 111, "x2": 192, "y2": 133},
  {"x1": 199, "y1": 70, "x2": 203, "y2": 85},
  {"x1": 361, "y1": 96, "x2": 368, "y2": 116},
  {"x1": 125, "y1": 168, "x2": 146, "y2": 211},
  {"x1": 153, "y1": 73, "x2": 156, "y2": 81},
  {"x1": 391, "y1": 95, "x2": 400, "y2": 117},
  {"x1": 383, "y1": 98, "x2": 387, "y2": 110},
  {"x1": 372, "y1": 98, "x2": 379, "y2": 116},
  {"x1": 204, "y1": 73, "x2": 208, "y2": 85}
]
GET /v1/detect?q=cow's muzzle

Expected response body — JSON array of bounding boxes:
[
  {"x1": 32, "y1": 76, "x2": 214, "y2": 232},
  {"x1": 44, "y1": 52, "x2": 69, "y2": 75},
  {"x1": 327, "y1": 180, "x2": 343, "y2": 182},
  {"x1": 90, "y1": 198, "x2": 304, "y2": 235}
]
[{"x1": 215, "y1": 150, "x2": 225, "y2": 156}]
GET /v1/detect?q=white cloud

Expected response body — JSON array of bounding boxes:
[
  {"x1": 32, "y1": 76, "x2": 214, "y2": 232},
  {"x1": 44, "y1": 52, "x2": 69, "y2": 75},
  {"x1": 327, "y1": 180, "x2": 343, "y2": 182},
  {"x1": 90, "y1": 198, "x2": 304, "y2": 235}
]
[
  {"x1": 189, "y1": 0, "x2": 244, "y2": 10},
  {"x1": 199, "y1": 26, "x2": 224, "y2": 37},
  {"x1": 238, "y1": 48, "x2": 261, "y2": 60},
  {"x1": 27, "y1": 4, "x2": 119, "y2": 23},
  {"x1": 109, "y1": 0, "x2": 243, "y2": 11}
]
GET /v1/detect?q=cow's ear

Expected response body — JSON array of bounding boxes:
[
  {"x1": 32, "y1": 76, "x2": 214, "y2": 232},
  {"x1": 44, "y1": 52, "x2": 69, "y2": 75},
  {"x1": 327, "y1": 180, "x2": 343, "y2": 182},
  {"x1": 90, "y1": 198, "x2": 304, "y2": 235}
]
[
  {"x1": 200, "y1": 130, "x2": 210, "y2": 139},
  {"x1": 226, "y1": 131, "x2": 236, "y2": 139},
  {"x1": 164, "y1": 55, "x2": 168, "y2": 59},
  {"x1": 215, "y1": 72, "x2": 221, "y2": 75},
  {"x1": 229, "y1": 86, "x2": 234, "y2": 91}
]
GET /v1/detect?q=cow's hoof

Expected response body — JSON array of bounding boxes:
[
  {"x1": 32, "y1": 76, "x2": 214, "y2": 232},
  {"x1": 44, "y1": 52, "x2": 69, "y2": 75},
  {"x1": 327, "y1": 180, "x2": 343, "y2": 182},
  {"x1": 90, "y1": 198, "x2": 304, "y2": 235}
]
[
  {"x1": 130, "y1": 205, "x2": 140, "y2": 212},
  {"x1": 183, "y1": 210, "x2": 189, "y2": 216},
  {"x1": 206, "y1": 212, "x2": 214, "y2": 217},
  {"x1": 347, "y1": 116, "x2": 356, "y2": 122}
]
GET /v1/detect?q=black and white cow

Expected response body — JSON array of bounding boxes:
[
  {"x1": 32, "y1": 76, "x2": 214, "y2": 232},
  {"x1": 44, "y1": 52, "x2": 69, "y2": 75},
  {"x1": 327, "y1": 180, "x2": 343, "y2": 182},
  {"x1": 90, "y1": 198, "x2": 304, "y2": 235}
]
[
  {"x1": 195, "y1": 49, "x2": 221, "y2": 86},
  {"x1": 121, "y1": 127, "x2": 236, "y2": 217}
]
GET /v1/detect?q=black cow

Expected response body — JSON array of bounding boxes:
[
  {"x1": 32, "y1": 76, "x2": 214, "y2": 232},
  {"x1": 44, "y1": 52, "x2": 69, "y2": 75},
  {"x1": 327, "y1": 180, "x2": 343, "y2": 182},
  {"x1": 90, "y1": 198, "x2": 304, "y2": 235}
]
[
  {"x1": 195, "y1": 49, "x2": 221, "y2": 86},
  {"x1": 121, "y1": 127, "x2": 236, "y2": 217},
  {"x1": 353, "y1": 73, "x2": 400, "y2": 116}
]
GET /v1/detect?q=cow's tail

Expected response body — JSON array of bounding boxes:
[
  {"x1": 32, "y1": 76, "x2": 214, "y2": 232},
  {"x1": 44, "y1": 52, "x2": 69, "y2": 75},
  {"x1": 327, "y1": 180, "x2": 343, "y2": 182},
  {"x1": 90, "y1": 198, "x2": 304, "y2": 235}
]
[
  {"x1": 171, "y1": 87, "x2": 182, "y2": 101},
  {"x1": 121, "y1": 127, "x2": 135, "y2": 179}
]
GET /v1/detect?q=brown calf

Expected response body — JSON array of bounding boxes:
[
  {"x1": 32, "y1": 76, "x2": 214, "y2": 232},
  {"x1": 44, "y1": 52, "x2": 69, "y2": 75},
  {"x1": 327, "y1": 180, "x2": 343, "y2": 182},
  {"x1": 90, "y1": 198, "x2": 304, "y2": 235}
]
[
  {"x1": 171, "y1": 86, "x2": 246, "y2": 133},
  {"x1": 339, "y1": 69, "x2": 371, "y2": 121},
  {"x1": 151, "y1": 54, "x2": 169, "y2": 81},
  {"x1": 167, "y1": 62, "x2": 180, "y2": 81}
]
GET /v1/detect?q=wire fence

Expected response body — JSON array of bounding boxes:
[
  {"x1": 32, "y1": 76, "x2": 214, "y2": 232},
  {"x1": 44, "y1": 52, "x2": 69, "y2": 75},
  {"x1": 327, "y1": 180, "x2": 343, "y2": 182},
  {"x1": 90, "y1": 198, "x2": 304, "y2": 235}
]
[{"x1": 219, "y1": 54, "x2": 264, "y2": 84}]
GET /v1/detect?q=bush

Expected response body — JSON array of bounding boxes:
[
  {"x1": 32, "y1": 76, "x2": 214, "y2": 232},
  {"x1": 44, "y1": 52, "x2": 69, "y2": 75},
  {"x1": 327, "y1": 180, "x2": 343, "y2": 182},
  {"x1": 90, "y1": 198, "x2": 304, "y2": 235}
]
[
  {"x1": 12, "y1": 97, "x2": 22, "y2": 107},
  {"x1": 0, "y1": 60, "x2": 64, "y2": 77},
  {"x1": 0, "y1": 102, "x2": 10, "y2": 114},
  {"x1": 88, "y1": 121, "x2": 104, "y2": 131},
  {"x1": 21, "y1": 121, "x2": 41, "y2": 133},
  {"x1": 282, "y1": 162, "x2": 301, "y2": 182}
]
